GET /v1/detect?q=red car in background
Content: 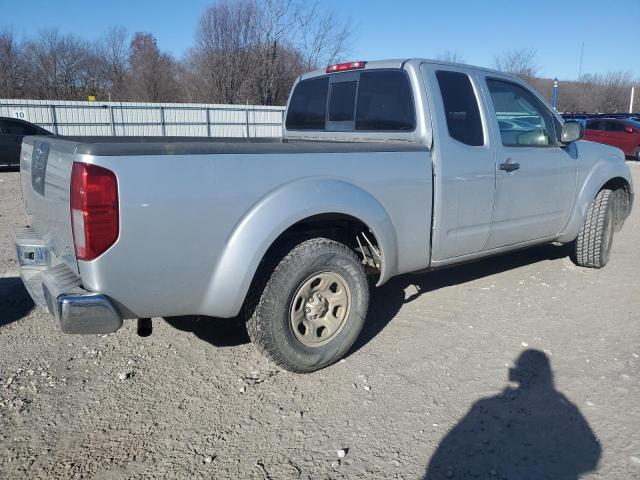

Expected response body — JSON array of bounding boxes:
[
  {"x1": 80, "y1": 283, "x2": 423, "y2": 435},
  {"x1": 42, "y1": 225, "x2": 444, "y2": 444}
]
[{"x1": 584, "y1": 117, "x2": 640, "y2": 161}]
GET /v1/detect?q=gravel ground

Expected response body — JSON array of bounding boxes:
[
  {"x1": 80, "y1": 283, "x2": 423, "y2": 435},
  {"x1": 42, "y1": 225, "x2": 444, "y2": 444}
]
[{"x1": 1, "y1": 165, "x2": 639, "y2": 480}]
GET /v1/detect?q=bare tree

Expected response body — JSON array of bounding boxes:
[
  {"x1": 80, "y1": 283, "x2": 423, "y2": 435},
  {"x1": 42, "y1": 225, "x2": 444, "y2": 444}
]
[
  {"x1": 128, "y1": 32, "x2": 180, "y2": 102},
  {"x1": 23, "y1": 29, "x2": 110, "y2": 100},
  {"x1": 493, "y1": 48, "x2": 538, "y2": 83},
  {"x1": 0, "y1": 30, "x2": 28, "y2": 98},
  {"x1": 590, "y1": 71, "x2": 634, "y2": 112},
  {"x1": 186, "y1": 0, "x2": 353, "y2": 105},
  {"x1": 186, "y1": 0, "x2": 259, "y2": 104},
  {"x1": 296, "y1": 2, "x2": 352, "y2": 71},
  {"x1": 100, "y1": 27, "x2": 129, "y2": 100},
  {"x1": 435, "y1": 50, "x2": 465, "y2": 64},
  {"x1": 253, "y1": 0, "x2": 305, "y2": 105}
]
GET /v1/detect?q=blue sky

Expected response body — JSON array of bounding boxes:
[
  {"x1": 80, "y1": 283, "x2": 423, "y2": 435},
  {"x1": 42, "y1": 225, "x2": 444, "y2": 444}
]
[{"x1": 1, "y1": 0, "x2": 638, "y2": 80}]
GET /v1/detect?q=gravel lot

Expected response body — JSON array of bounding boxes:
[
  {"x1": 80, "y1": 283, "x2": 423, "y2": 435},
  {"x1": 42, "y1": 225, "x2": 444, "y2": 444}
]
[{"x1": 1, "y1": 165, "x2": 639, "y2": 480}]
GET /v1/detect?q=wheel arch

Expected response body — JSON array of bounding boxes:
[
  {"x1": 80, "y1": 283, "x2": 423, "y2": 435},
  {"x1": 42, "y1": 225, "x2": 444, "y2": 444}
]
[
  {"x1": 200, "y1": 178, "x2": 398, "y2": 318},
  {"x1": 558, "y1": 158, "x2": 633, "y2": 243}
]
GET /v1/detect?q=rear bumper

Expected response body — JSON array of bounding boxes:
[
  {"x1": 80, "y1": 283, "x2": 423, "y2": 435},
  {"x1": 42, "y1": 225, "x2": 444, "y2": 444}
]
[{"x1": 14, "y1": 226, "x2": 123, "y2": 334}]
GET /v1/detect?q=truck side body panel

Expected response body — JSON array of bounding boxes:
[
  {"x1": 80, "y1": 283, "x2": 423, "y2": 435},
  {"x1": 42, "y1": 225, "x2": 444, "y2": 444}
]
[
  {"x1": 419, "y1": 63, "x2": 498, "y2": 261},
  {"x1": 72, "y1": 147, "x2": 432, "y2": 318}
]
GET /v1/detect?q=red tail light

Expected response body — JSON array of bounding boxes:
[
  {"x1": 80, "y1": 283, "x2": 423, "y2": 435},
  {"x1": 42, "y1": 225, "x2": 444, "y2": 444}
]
[
  {"x1": 326, "y1": 61, "x2": 367, "y2": 73},
  {"x1": 70, "y1": 162, "x2": 119, "y2": 260}
]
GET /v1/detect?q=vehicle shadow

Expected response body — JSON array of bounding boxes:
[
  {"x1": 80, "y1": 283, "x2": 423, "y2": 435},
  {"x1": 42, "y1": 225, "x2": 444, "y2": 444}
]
[
  {"x1": 165, "y1": 243, "x2": 571, "y2": 351},
  {"x1": 423, "y1": 349, "x2": 601, "y2": 479},
  {"x1": 349, "y1": 243, "x2": 571, "y2": 355},
  {"x1": 163, "y1": 315, "x2": 250, "y2": 347},
  {"x1": 0, "y1": 277, "x2": 35, "y2": 328}
]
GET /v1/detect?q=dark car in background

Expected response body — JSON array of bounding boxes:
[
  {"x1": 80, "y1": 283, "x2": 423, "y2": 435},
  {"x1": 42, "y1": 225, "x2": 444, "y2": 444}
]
[
  {"x1": 584, "y1": 118, "x2": 640, "y2": 161},
  {"x1": 0, "y1": 117, "x2": 51, "y2": 167}
]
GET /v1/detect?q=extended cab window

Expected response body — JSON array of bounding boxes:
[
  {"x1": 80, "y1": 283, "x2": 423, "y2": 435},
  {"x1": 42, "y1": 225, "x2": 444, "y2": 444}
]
[
  {"x1": 356, "y1": 71, "x2": 415, "y2": 131},
  {"x1": 285, "y1": 77, "x2": 329, "y2": 130},
  {"x1": 436, "y1": 71, "x2": 484, "y2": 146},
  {"x1": 586, "y1": 120, "x2": 602, "y2": 130},
  {"x1": 487, "y1": 79, "x2": 556, "y2": 147}
]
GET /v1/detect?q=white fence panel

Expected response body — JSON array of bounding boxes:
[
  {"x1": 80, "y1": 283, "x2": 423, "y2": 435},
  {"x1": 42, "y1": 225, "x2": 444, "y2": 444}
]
[{"x1": 0, "y1": 99, "x2": 285, "y2": 137}]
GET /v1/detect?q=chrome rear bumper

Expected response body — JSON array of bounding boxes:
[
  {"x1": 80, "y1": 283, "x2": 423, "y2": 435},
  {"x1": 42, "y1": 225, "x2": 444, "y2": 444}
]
[{"x1": 14, "y1": 226, "x2": 123, "y2": 334}]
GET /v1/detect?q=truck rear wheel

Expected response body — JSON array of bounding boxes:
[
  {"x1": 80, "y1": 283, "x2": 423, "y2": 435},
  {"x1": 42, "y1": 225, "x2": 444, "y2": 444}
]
[
  {"x1": 573, "y1": 189, "x2": 615, "y2": 269},
  {"x1": 246, "y1": 238, "x2": 369, "y2": 373}
]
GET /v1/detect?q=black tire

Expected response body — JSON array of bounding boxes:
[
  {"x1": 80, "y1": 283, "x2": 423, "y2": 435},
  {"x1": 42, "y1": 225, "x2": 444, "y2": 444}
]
[
  {"x1": 246, "y1": 238, "x2": 369, "y2": 373},
  {"x1": 574, "y1": 189, "x2": 615, "y2": 268},
  {"x1": 635, "y1": 148, "x2": 640, "y2": 162}
]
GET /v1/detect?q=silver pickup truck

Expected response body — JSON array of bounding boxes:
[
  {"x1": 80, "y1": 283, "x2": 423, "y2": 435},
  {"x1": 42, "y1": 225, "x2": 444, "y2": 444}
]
[{"x1": 15, "y1": 59, "x2": 633, "y2": 372}]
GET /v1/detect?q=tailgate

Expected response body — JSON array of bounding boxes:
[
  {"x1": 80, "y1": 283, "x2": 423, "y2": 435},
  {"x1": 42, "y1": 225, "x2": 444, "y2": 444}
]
[{"x1": 20, "y1": 136, "x2": 81, "y2": 274}]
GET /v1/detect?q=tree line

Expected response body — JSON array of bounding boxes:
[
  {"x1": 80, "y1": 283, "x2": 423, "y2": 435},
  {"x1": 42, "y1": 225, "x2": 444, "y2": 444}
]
[
  {"x1": 1, "y1": 1, "x2": 638, "y2": 113},
  {"x1": 0, "y1": 0, "x2": 351, "y2": 106},
  {"x1": 440, "y1": 48, "x2": 639, "y2": 113}
]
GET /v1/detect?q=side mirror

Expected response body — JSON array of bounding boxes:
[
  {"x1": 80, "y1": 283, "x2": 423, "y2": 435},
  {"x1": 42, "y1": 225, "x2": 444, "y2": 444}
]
[
  {"x1": 624, "y1": 126, "x2": 634, "y2": 134},
  {"x1": 561, "y1": 120, "x2": 584, "y2": 143}
]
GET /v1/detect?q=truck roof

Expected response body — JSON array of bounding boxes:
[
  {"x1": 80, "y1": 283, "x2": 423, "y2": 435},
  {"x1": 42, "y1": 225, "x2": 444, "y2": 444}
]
[{"x1": 300, "y1": 58, "x2": 519, "y2": 83}]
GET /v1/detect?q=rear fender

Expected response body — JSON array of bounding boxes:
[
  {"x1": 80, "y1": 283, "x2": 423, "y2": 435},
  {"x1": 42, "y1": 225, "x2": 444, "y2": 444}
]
[{"x1": 201, "y1": 178, "x2": 398, "y2": 317}]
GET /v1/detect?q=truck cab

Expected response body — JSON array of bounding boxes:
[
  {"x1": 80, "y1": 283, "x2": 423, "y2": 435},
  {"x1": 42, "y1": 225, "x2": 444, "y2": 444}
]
[{"x1": 283, "y1": 59, "x2": 631, "y2": 264}]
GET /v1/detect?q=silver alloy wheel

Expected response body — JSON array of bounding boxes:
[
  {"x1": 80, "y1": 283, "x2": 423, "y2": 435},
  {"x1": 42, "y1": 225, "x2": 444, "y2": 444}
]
[{"x1": 290, "y1": 271, "x2": 351, "y2": 347}]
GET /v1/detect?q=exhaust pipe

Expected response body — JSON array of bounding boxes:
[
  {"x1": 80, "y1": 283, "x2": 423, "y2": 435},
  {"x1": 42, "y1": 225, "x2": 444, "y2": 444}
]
[{"x1": 137, "y1": 318, "x2": 153, "y2": 337}]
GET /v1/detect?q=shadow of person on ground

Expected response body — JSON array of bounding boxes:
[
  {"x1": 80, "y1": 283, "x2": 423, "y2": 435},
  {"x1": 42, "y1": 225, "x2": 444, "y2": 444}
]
[
  {"x1": 163, "y1": 315, "x2": 250, "y2": 347},
  {"x1": 424, "y1": 350, "x2": 601, "y2": 480},
  {"x1": 0, "y1": 277, "x2": 35, "y2": 327}
]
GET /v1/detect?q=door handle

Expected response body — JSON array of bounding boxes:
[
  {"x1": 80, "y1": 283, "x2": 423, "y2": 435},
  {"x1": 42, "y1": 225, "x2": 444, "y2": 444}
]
[{"x1": 499, "y1": 161, "x2": 520, "y2": 172}]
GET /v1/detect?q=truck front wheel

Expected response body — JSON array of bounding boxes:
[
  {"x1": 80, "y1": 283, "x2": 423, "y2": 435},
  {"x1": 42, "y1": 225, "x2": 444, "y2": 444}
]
[
  {"x1": 573, "y1": 188, "x2": 615, "y2": 269},
  {"x1": 246, "y1": 238, "x2": 369, "y2": 373}
]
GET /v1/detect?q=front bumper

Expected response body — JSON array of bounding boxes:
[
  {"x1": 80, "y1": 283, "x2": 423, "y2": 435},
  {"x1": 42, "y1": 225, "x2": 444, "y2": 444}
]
[{"x1": 14, "y1": 226, "x2": 122, "y2": 334}]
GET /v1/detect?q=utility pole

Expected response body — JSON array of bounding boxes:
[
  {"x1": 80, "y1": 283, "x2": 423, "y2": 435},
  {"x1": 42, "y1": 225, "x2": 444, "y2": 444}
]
[
  {"x1": 578, "y1": 42, "x2": 584, "y2": 79},
  {"x1": 552, "y1": 79, "x2": 559, "y2": 110},
  {"x1": 631, "y1": 86, "x2": 636, "y2": 114}
]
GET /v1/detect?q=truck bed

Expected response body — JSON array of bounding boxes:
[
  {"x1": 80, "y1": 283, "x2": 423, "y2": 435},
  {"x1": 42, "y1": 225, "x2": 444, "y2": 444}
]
[{"x1": 19, "y1": 134, "x2": 431, "y2": 319}]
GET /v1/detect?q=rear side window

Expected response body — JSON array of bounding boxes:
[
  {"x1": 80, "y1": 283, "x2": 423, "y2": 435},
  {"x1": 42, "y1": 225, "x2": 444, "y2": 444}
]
[
  {"x1": 604, "y1": 121, "x2": 625, "y2": 132},
  {"x1": 329, "y1": 81, "x2": 357, "y2": 122},
  {"x1": 2, "y1": 120, "x2": 38, "y2": 135},
  {"x1": 586, "y1": 120, "x2": 602, "y2": 130},
  {"x1": 356, "y1": 71, "x2": 415, "y2": 131},
  {"x1": 436, "y1": 71, "x2": 484, "y2": 146},
  {"x1": 285, "y1": 77, "x2": 329, "y2": 130}
]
